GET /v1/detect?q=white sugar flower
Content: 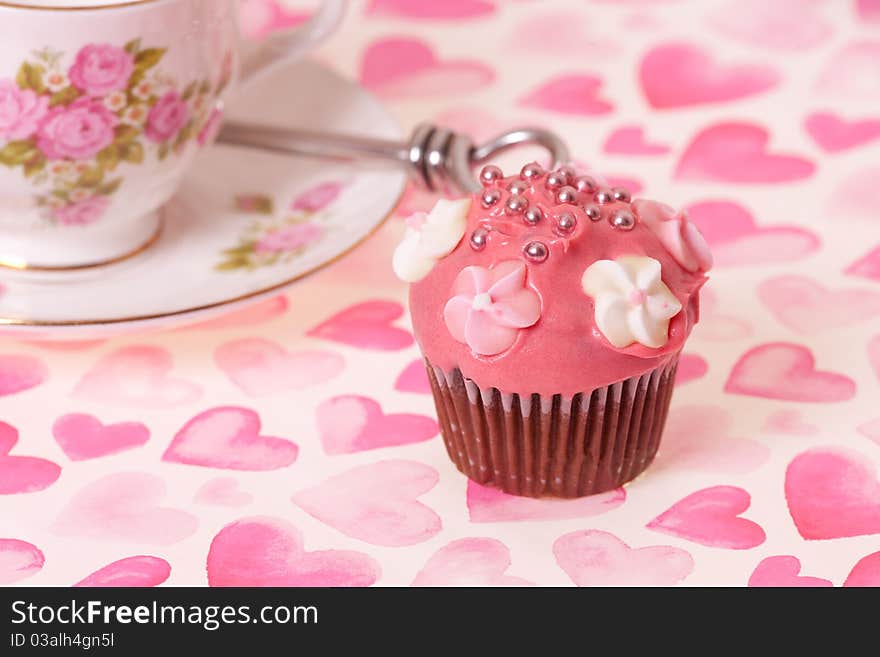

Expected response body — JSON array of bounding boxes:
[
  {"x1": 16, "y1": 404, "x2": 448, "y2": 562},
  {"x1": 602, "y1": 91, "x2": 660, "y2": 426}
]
[
  {"x1": 392, "y1": 198, "x2": 469, "y2": 283},
  {"x1": 582, "y1": 256, "x2": 682, "y2": 348}
]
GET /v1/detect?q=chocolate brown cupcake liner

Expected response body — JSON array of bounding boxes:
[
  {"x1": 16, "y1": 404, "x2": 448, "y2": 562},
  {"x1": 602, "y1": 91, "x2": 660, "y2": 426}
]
[{"x1": 426, "y1": 355, "x2": 679, "y2": 498}]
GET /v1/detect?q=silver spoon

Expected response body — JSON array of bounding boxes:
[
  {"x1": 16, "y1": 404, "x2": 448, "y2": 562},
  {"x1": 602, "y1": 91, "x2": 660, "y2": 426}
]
[{"x1": 217, "y1": 121, "x2": 570, "y2": 194}]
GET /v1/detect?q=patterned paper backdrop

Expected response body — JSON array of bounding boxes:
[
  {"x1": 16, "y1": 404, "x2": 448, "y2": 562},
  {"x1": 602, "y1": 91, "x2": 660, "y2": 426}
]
[{"x1": 2, "y1": 0, "x2": 880, "y2": 587}]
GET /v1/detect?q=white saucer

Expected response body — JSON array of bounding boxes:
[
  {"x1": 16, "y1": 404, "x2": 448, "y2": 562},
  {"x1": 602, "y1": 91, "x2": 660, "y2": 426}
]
[{"x1": 0, "y1": 60, "x2": 406, "y2": 339}]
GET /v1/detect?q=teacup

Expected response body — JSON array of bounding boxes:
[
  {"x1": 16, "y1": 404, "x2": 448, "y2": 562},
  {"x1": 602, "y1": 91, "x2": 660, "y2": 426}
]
[{"x1": 0, "y1": 0, "x2": 346, "y2": 270}]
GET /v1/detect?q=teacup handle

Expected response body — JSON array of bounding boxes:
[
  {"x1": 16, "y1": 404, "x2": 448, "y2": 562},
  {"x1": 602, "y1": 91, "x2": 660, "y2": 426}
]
[{"x1": 238, "y1": 0, "x2": 348, "y2": 86}]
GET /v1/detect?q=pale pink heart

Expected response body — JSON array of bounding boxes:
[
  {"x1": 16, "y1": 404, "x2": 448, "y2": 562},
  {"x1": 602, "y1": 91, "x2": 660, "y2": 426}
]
[
  {"x1": 725, "y1": 342, "x2": 856, "y2": 403},
  {"x1": 74, "y1": 556, "x2": 171, "y2": 587},
  {"x1": 518, "y1": 75, "x2": 614, "y2": 116},
  {"x1": 214, "y1": 338, "x2": 344, "y2": 396},
  {"x1": 239, "y1": 0, "x2": 307, "y2": 40},
  {"x1": 684, "y1": 200, "x2": 819, "y2": 266},
  {"x1": 675, "y1": 353, "x2": 708, "y2": 386},
  {"x1": 640, "y1": 43, "x2": 779, "y2": 109},
  {"x1": 832, "y1": 166, "x2": 880, "y2": 221},
  {"x1": 467, "y1": 480, "x2": 625, "y2": 523},
  {"x1": 693, "y1": 287, "x2": 752, "y2": 341},
  {"x1": 394, "y1": 359, "x2": 431, "y2": 394},
  {"x1": 816, "y1": 41, "x2": 880, "y2": 98},
  {"x1": 846, "y1": 245, "x2": 880, "y2": 283},
  {"x1": 758, "y1": 275, "x2": 880, "y2": 334},
  {"x1": 207, "y1": 516, "x2": 380, "y2": 586},
  {"x1": 676, "y1": 123, "x2": 815, "y2": 183},
  {"x1": 0, "y1": 421, "x2": 61, "y2": 495},
  {"x1": 0, "y1": 538, "x2": 44, "y2": 584},
  {"x1": 434, "y1": 106, "x2": 506, "y2": 144},
  {"x1": 508, "y1": 10, "x2": 617, "y2": 58},
  {"x1": 844, "y1": 551, "x2": 880, "y2": 587},
  {"x1": 603, "y1": 126, "x2": 670, "y2": 156},
  {"x1": 748, "y1": 556, "x2": 832, "y2": 587},
  {"x1": 554, "y1": 530, "x2": 694, "y2": 586},
  {"x1": 857, "y1": 0, "x2": 880, "y2": 22},
  {"x1": 52, "y1": 472, "x2": 198, "y2": 544},
  {"x1": 857, "y1": 417, "x2": 880, "y2": 446},
  {"x1": 360, "y1": 37, "x2": 494, "y2": 99},
  {"x1": 785, "y1": 447, "x2": 880, "y2": 540},
  {"x1": 412, "y1": 538, "x2": 534, "y2": 587},
  {"x1": 292, "y1": 459, "x2": 441, "y2": 546},
  {"x1": 163, "y1": 406, "x2": 298, "y2": 471},
  {"x1": 366, "y1": 0, "x2": 495, "y2": 19},
  {"x1": 194, "y1": 477, "x2": 253, "y2": 507},
  {"x1": 73, "y1": 345, "x2": 202, "y2": 408},
  {"x1": 805, "y1": 112, "x2": 880, "y2": 153},
  {"x1": 0, "y1": 353, "x2": 48, "y2": 397},
  {"x1": 52, "y1": 413, "x2": 150, "y2": 461},
  {"x1": 652, "y1": 405, "x2": 770, "y2": 475},
  {"x1": 307, "y1": 300, "x2": 414, "y2": 350},
  {"x1": 647, "y1": 485, "x2": 766, "y2": 549},
  {"x1": 764, "y1": 409, "x2": 818, "y2": 436},
  {"x1": 707, "y1": 0, "x2": 831, "y2": 51},
  {"x1": 317, "y1": 395, "x2": 438, "y2": 455},
  {"x1": 184, "y1": 296, "x2": 288, "y2": 330}
]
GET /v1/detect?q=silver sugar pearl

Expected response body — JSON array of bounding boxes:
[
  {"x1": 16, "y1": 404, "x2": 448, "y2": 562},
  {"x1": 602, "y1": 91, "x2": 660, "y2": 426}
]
[
  {"x1": 584, "y1": 205, "x2": 602, "y2": 221},
  {"x1": 545, "y1": 171, "x2": 566, "y2": 190},
  {"x1": 520, "y1": 162, "x2": 544, "y2": 180},
  {"x1": 556, "y1": 165, "x2": 577, "y2": 182},
  {"x1": 610, "y1": 209, "x2": 636, "y2": 231},
  {"x1": 523, "y1": 206, "x2": 544, "y2": 225},
  {"x1": 470, "y1": 227, "x2": 489, "y2": 250},
  {"x1": 555, "y1": 212, "x2": 577, "y2": 235},
  {"x1": 507, "y1": 180, "x2": 529, "y2": 195},
  {"x1": 523, "y1": 240, "x2": 549, "y2": 263},
  {"x1": 595, "y1": 188, "x2": 614, "y2": 204},
  {"x1": 479, "y1": 165, "x2": 503, "y2": 187},
  {"x1": 481, "y1": 188, "x2": 501, "y2": 208},
  {"x1": 574, "y1": 175, "x2": 598, "y2": 194},
  {"x1": 556, "y1": 185, "x2": 579, "y2": 205},
  {"x1": 505, "y1": 194, "x2": 528, "y2": 215},
  {"x1": 612, "y1": 186, "x2": 631, "y2": 202}
]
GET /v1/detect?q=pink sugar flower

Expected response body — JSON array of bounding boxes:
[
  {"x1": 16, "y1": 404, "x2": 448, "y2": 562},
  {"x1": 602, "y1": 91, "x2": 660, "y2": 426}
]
[
  {"x1": 0, "y1": 79, "x2": 49, "y2": 141},
  {"x1": 443, "y1": 260, "x2": 542, "y2": 356}
]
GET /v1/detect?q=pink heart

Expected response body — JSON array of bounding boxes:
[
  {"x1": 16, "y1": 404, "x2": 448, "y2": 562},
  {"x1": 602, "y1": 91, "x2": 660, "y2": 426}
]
[
  {"x1": 685, "y1": 201, "x2": 820, "y2": 267},
  {"x1": 52, "y1": 472, "x2": 198, "y2": 544},
  {"x1": 858, "y1": 417, "x2": 880, "y2": 446},
  {"x1": 185, "y1": 296, "x2": 288, "y2": 330},
  {"x1": 194, "y1": 477, "x2": 253, "y2": 507},
  {"x1": 394, "y1": 359, "x2": 431, "y2": 394},
  {"x1": 519, "y1": 75, "x2": 614, "y2": 116},
  {"x1": 508, "y1": 10, "x2": 617, "y2": 58},
  {"x1": 652, "y1": 405, "x2": 770, "y2": 475},
  {"x1": 0, "y1": 353, "x2": 47, "y2": 397},
  {"x1": 805, "y1": 112, "x2": 880, "y2": 153},
  {"x1": 603, "y1": 126, "x2": 670, "y2": 156},
  {"x1": 207, "y1": 516, "x2": 380, "y2": 586},
  {"x1": 844, "y1": 551, "x2": 880, "y2": 587},
  {"x1": 857, "y1": 0, "x2": 880, "y2": 22},
  {"x1": 846, "y1": 245, "x2": 880, "y2": 283},
  {"x1": 640, "y1": 43, "x2": 779, "y2": 109},
  {"x1": 467, "y1": 480, "x2": 625, "y2": 523},
  {"x1": 360, "y1": 37, "x2": 494, "y2": 99},
  {"x1": 0, "y1": 538, "x2": 44, "y2": 584},
  {"x1": 759, "y1": 275, "x2": 880, "y2": 334},
  {"x1": 412, "y1": 538, "x2": 534, "y2": 586},
  {"x1": 366, "y1": 0, "x2": 495, "y2": 19},
  {"x1": 725, "y1": 342, "x2": 856, "y2": 403},
  {"x1": 832, "y1": 166, "x2": 880, "y2": 221},
  {"x1": 554, "y1": 530, "x2": 694, "y2": 586},
  {"x1": 308, "y1": 300, "x2": 414, "y2": 351},
  {"x1": 817, "y1": 41, "x2": 880, "y2": 98},
  {"x1": 292, "y1": 459, "x2": 441, "y2": 547},
  {"x1": 0, "y1": 421, "x2": 61, "y2": 495},
  {"x1": 748, "y1": 556, "x2": 832, "y2": 587},
  {"x1": 675, "y1": 353, "x2": 708, "y2": 386},
  {"x1": 764, "y1": 409, "x2": 818, "y2": 437},
  {"x1": 74, "y1": 556, "x2": 171, "y2": 587},
  {"x1": 163, "y1": 406, "x2": 298, "y2": 471},
  {"x1": 785, "y1": 447, "x2": 880, "y2": 540},
  {"x1": 677, "y1": 123, "x2": 815, "y2": 183},
  {"x1": 74, "y1": 345, "x2": 202, "y2": 408},
  {"x1": 215, "y1": 338, "x2": 344, "y2": 396},
  {"x1": 647, "y1": 485, "x2": 766, "y2": 549},
  {"x1": 316, "y1": 395, "x2": 438, "y2": 455},
  {"x1": 52, "y1": 413, "x2": 149, "y2": 461},
  {"x1": 707, "y1": 0, "x2": 831, "y2": 51}
]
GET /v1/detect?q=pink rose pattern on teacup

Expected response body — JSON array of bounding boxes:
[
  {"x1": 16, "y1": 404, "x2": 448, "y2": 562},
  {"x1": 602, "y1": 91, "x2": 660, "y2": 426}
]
[
  {"x1": 217, "y1": 181, "x2": 347, "y2": 271},
  {"x1": 0, "y1": 41, "x2": 232, "y2": 226}
]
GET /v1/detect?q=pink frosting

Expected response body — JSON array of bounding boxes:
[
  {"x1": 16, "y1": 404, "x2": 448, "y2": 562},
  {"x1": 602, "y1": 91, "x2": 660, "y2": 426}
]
[
  {"x1": 409, "y1": 164, "x2": 709, "y2": 397},
  {"x1": 632, "y1": 199, "x2": 713, "y2": 273}
]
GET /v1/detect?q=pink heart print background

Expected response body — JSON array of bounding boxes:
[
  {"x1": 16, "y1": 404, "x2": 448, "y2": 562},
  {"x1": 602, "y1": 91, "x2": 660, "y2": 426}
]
[{"x1": 2, "y1": 0, "x2": 880, "y2": 587}]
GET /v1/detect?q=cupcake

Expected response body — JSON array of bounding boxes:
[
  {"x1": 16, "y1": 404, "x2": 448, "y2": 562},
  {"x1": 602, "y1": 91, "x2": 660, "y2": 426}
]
[{"x1": 393, "y1": 163, "x2": 711, "y2": 498}]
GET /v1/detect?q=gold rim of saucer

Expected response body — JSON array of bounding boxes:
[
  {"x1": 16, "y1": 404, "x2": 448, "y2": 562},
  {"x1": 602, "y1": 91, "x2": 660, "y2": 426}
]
[
  {"x1": 0, "y1": 212, "x2": 165, "y2": 272},
  {"x1": 0, "y1": 0, "x2": 160, "y2": 10}
]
